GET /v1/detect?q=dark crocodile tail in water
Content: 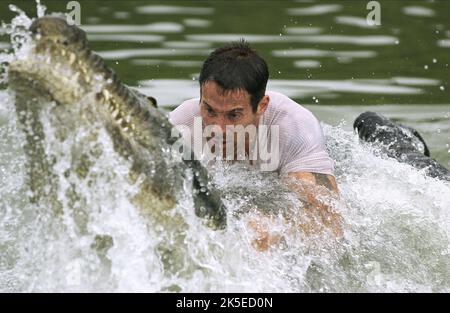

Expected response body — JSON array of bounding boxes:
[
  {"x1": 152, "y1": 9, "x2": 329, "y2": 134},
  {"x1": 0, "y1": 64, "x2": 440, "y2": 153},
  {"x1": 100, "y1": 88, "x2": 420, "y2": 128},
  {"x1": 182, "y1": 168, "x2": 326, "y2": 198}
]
[{"x1": 354, "y1": 111, "x2": 450, "y2": 181}]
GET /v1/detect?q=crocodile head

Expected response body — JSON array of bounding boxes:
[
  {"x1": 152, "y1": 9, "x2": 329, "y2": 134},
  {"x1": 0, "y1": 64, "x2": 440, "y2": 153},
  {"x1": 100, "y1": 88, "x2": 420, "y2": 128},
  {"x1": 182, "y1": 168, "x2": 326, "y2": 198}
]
[{"x1": 7, "y1": 16, "x2": 227, "y2": 233}]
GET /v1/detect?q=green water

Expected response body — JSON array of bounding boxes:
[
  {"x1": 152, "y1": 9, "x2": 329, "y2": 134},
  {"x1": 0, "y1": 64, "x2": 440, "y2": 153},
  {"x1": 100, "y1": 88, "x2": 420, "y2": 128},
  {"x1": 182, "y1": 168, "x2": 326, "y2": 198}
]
[
  {"x1": 1, "y1": 0, "x2": 450, "y2": 103},
  {"x1": 1, "y1": 0, "x2": 449, "y2": 165}
]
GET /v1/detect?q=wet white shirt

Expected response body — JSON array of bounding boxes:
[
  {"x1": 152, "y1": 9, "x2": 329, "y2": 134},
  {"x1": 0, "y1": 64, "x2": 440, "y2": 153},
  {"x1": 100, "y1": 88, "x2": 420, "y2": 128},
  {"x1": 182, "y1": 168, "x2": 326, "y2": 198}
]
[{"x1": 169, "y1": 91, "x2": 334, "y2": 177}]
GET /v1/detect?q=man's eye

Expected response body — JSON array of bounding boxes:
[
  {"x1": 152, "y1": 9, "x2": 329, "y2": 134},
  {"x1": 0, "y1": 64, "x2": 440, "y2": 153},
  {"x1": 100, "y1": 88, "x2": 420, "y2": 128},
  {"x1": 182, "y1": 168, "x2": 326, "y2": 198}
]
[
  {"x1": 227, "y1": 112, "x2": 241, "y2": 120},
  {"x1": 206, "y1": 108, "x2": 216, "y2": 116}
]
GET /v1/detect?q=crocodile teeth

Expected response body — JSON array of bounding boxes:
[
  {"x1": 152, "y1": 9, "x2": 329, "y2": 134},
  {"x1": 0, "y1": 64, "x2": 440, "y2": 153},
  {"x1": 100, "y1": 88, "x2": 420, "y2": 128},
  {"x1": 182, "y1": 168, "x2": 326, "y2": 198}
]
[
  {"x1": 102, "y1": 89, "x2": 111, "y2": 101},
  {"x1": 112, "y1": 108, "x2": 120, "y2": 119},
  {"x1": 69, "y1": 53, "x2": 76, "y2": 65}
]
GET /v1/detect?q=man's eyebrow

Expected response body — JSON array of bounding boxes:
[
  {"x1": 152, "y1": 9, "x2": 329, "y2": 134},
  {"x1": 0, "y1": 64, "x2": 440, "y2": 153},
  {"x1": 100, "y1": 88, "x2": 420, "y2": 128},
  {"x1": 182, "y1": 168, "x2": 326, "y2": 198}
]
[
  {"x1": 202, "y1": 101, "x2": 214, "y2": 110},
  {"x1": 201, "y1": 101, "x2": 244, "y2": 113}
]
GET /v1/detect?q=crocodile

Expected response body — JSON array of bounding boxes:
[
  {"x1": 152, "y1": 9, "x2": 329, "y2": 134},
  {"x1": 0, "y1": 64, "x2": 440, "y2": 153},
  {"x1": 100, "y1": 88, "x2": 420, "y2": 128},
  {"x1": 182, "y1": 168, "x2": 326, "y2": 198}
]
[{"x1": 6, "y1": 16, "x2": 227, "y2": 274}]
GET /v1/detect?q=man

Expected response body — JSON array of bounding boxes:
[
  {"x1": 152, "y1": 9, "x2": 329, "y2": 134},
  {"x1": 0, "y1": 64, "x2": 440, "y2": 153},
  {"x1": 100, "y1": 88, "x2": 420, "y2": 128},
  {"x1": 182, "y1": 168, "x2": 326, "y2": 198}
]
[{"x1": 169, "y1": 40, "x2": 342, "y2": 250}]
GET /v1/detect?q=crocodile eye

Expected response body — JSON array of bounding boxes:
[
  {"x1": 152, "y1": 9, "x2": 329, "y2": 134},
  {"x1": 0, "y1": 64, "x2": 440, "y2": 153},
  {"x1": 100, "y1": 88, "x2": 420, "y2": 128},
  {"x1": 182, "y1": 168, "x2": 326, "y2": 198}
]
[{"x1": 147, "y1": 96, "x2": 157, "y2": 107}]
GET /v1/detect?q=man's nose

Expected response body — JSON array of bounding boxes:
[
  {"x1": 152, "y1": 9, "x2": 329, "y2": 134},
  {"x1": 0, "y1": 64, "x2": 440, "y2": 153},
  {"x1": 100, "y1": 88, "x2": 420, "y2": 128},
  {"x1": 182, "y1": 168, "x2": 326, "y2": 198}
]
[{"x1": 213, "y1": 116, "x2": 227, "y2": 134}]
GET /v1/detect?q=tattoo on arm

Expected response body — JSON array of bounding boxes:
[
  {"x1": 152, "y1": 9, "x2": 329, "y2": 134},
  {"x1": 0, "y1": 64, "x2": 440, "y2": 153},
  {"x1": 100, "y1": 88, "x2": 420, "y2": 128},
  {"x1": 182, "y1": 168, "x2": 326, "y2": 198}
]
[{"x1": 312, "y1": 173, "x2": 335, "y2": 192}]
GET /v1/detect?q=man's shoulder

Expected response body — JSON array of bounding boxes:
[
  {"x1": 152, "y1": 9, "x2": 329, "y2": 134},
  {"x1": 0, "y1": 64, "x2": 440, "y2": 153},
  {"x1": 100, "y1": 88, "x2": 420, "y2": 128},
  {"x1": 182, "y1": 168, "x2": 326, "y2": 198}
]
[
  {"x1": 265, "y1": 92, "x2": 333, "y2": 176},
  {"x1": 265, "y1": 91, "x2": 320, "y2": 129},
  {"x1": 169, "y1": 98, "x2": 201, "y2": 126}
]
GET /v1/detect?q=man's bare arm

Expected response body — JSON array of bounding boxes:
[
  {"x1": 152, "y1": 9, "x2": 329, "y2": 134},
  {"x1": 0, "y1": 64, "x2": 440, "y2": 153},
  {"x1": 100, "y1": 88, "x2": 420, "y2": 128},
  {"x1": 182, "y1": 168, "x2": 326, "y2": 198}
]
[
  {"x1": 288, "y1": 172, "x2": 338, "y2": 191},
  {"x1": 284, "y1": 172, "x2": 343, "y2": 238},
  {"x1": 249, "y1": 172, "x2": 343, "y2": 251}
]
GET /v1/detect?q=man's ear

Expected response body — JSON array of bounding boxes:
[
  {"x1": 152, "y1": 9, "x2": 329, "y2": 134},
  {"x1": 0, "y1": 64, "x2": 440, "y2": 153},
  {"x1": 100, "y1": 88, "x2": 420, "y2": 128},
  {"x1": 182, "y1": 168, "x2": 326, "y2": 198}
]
[{"x1": 256, "y1": 95, "x2": 269, "y2": 116}]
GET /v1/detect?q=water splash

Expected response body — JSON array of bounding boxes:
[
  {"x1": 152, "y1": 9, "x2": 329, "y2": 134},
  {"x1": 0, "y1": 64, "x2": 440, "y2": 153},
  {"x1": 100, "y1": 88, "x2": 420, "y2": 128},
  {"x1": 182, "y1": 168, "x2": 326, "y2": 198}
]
[
  {"x1": 1, "y1": 2, "x2": 450, "y2": 292},
  {"x1": 1, "y1": 86, "x2": 450, "y2": 291},
  {"x1": 0, "y1": 3, "x2": 35, "y2": 85},
  {"x1": 36, "y1": 0, "x2": 47, "y2": 18}
]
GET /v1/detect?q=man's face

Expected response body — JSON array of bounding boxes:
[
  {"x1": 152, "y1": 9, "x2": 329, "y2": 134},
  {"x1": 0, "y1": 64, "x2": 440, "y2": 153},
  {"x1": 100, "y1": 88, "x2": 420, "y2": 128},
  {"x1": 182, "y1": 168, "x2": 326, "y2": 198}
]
[{"x1": 199, "y1": 81, "x2": 269, "y2": 158}]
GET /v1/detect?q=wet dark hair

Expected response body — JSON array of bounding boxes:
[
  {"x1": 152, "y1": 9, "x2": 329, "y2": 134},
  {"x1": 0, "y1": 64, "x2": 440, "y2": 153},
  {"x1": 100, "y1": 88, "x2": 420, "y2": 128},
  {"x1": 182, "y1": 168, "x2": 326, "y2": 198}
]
[{"x1": 199, "y1": 40, "x2": 269, "y2": 113}]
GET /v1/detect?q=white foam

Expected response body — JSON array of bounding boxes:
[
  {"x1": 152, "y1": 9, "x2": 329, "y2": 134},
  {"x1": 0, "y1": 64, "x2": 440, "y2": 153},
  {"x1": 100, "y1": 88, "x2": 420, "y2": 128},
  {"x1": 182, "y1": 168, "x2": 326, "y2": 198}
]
[
  {"x1": 131, "y1": 59, "x2": 203, "y2": 68},
  {"x1": 287, "y1": 4, "x2": 342, "y2": 16},
  {"x1": 134, "y1": 78, "x2": 428, "y2": 107},
  {"x1": 438, "y1": 39, "x2": 450, "y2": 48},
  {"x1": 402, "y1": 6, "x2": 435, "y2": 17},
  {"x1": 113, "y1": 11, "x2": 130, "y2": 19},
  {"x1": 272, "y1": 48, "x2": 377, "y2": 59},
  {"x1": 391, "y1": 77, "x2": 440, "y2": 86},
  {"x1": 335, "y1": 16, "x2": 379, "y2": 29},
  {"x1": 97, "y1": 48, "x2": 209, "y2": 60},
  {"x1": 284, "y1": 27, "x2": 322, "y2": 34},
  {"x1": 267, "y1": 79, "x2": 423, "y2": 97},
  {"x1": 162, "y1": 41, "x2": 212, "y2": 49},
  {"x1": 81, "y1": 23, "x2": 184, "y2": 33},
  {"x1": 187, "y1": 34, "x2": 398, "y2": 46},
  {"x1": 87, "y1": 34, "x2": 164, "y2": 43},
  {"x1": 137, "y1": 79, "x2": 199, "y2": 107},
  {"x1": 0, "y1": 43, "x2": 10, "y2": 50},
  {"x1": 293, "y1": 60, "x2": 321, "y2": 68},
  {"x1": 183, "y1": 19, "x2": 211, "y2": 28},
  {"x1": 136, "y1": 5, "x2": 214, "y2": 15}
]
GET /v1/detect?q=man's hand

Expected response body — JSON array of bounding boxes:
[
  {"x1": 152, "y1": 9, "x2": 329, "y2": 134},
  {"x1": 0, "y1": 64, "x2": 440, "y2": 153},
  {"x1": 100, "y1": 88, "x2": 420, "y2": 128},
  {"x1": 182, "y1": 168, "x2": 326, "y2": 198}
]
[
  {"x1": 248, "y1": 172, "x2": 344, "y2": 252},
  {"x1": 284, "y1": 172, "x2": 343, "y2": 238},
  {"x1": 247, "y1": 211, "x2": 284, "y2": 252}
]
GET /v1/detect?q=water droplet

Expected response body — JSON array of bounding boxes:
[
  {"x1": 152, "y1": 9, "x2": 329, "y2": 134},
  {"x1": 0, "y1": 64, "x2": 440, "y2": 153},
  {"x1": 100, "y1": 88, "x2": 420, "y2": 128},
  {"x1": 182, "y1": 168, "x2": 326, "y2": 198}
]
[
  {"x1": 115, "y1": 61, "x2": 119, "y2": 65},
  {"x1": 8, "y1": 4, "x2": 22, "y2": 13},
  {"x1": 395, "y1": 40, "x2": 400, "y2": 45},
  {"x1": 424, "y1": 65, "x2": 429, "y2": 70},
  {"x1": 440, "y1": 86, "x2": 445, "y2": 91},
  {"x1": 36, "y1": 0, "x2": 47, "y2": 18},
  {"x1": 433, "y1": 58, "x2": 437, "y2": 64},
  {"x1": 277, "y1": 70, "x2": 282, "y2": 74}
]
